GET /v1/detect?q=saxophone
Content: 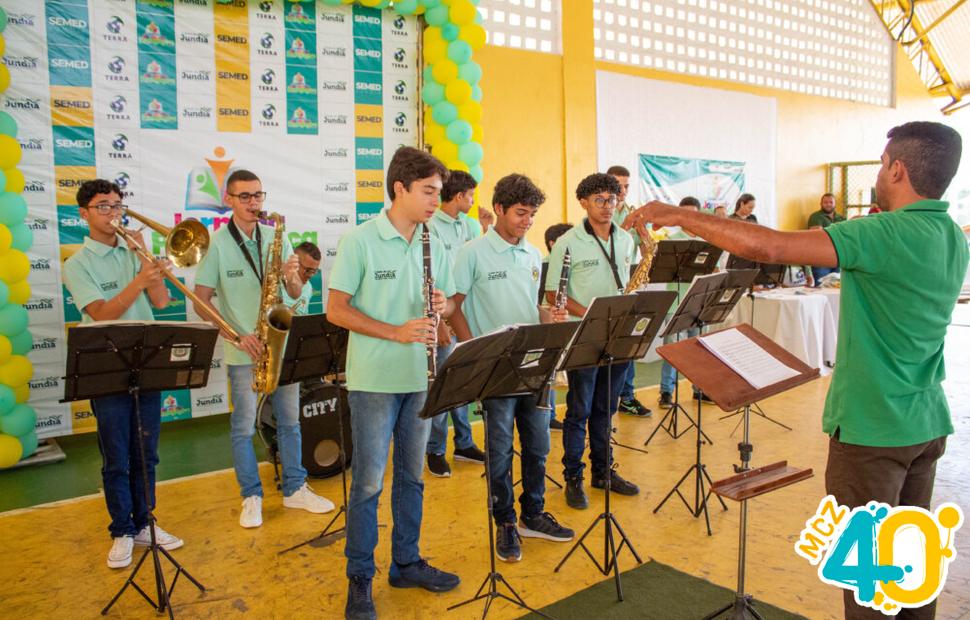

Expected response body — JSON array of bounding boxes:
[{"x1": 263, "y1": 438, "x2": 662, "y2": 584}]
[
  {"x1": 251, "y1": 211, "x2": 294, "y2": 395},
  {"x1": 625, "y1": 228, "x2": 658, "y2": 293}
]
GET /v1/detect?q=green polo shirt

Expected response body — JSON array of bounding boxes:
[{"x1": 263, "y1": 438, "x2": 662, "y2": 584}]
[
  {"x1": 454, "y1": 228, "x2": 542, "y2": 337},
  {"x1": 194, "y1": 222, "x2": 294, "y2": 366},
  {"x1": 428, "y1": 208, "x2": 481, "y2": 267},
  {"x1": 823, "y1": 199, "x2": 968, "y2": 447},
  {"x1": 63, "y1": 236, "x2": 156, "y2": 323},
  {"x1": 612, "y1": 201, "x2": 640, "y2": 247},
  {"x1": 807, "y1": 209, "x2": 845, "y2": 229},
  {"x1": 328, "y1": 212, "x2": 456, "y2": 393},
  {"x1": 544, "y1": 220, "x2": 635, "y2": 318}
]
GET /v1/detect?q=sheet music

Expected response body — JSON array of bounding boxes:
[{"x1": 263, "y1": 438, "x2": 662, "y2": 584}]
[{"x1": 698, "y1": 328, "x2": 800, "y2": 389}]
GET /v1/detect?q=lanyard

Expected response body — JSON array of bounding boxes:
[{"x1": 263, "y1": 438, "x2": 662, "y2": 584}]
[
  {"x1": 227, "y1": 218, "x2": 263, "y2": 283},
  {"x1": 584, "y1": 218, "x2": 623, "y2": 292}
]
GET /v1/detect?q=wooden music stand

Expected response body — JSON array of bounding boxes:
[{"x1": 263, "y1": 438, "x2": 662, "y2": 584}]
[{"x1": 660, "y1": 324, "x2": 818, "y2": 620}]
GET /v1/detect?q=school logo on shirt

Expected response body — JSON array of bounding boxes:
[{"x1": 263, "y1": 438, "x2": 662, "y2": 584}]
[
  {"x1": 487, "y1": 270, "x2": 507, "y2": 281},
  {"x1": 577, "y1": 259, "x2": 599, "y2": 268},
  {"x1": 227, "y1": 269, "x2": 244, "y2": 278},
  {"x1": 374, "y1": 269, "x2": 397, "y2": 281},
  {"x1": 531, "y1": 267, "x2": 540, "y2": 282},
  {"x1": 100, "y1": 281, "x2": 119, "y2": 292}
]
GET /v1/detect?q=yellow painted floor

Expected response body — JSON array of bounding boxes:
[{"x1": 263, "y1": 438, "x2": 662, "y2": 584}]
[{"x1": 2, "y1": 318, "x2": 969, "y2": 619}]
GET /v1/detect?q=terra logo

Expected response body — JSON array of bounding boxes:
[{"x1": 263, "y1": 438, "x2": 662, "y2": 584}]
[
  {"x1": 114, "y1": 172, "x2": 131, "y2": 189},
  {"x1": 110, "y1": 96, "x2": 127, "y2": 112},
  {"x1": 260, "y1": 33, "x2": 275, "y2": 49},
  {"x1": 394, "y1": 112, "x2": 407, "y2": 127},
  {"x1": 108, "y1": 56, "x2": 126, "y2": 74},
  {"x1": 393, "y1": 15, "x2": 406, "y2": 30},
  {"x1": 261, "y1": 68, "x2": 275, "y2": 85},
  {"x1": 394, "y1": 80, "x2": 406, "y2": 95},
  {"x1": 394, "y1": 48, "x2": 406, "y2": 63},
  {"x1": 111, "y1": 133, "x2": 128, "y2": 151},
  {"x1": 258, "y1": 1, "x2": 273, "y2": 11},
  {"x1": 262, "y1": 104, "x2": 276, "y2": 120},
  {"x1": 106, "y1": 15, "x2": 124, "y2": 34}
]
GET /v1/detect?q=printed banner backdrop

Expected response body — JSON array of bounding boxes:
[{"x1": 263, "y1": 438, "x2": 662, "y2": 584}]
[
  {"x1": 3, "y1": 0, "x2": 419, "y2": 438},
  {"x1": 638, "y1": 154, "x2": 746, "y2": 213}
]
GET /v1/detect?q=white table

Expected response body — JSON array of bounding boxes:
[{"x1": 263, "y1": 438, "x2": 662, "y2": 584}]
[{"x1": 719, "y1": 287, "x2": 840, "y2": 375}]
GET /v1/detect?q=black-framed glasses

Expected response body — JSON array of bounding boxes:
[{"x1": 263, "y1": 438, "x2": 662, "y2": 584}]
[
  {"x1": 299, "y1": 264, "x2": 319, "y2": 276},
  {"x1": 228, "y1": 191, "x2": 267, "y2": 203},
  {"x1": 85, "y1": 203, "x2": 126, "y2": 215},
  {"x1": 591, "y1": 196, "x2": 618, "y2": 208}
]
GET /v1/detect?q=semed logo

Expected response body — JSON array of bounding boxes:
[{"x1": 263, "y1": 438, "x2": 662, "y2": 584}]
[
  {"x1": 48, "y1": 16, "x2": 88, "y2": 29},
  {"x1": 51, "y1": 58, "x2": 90, "y2": 70}
]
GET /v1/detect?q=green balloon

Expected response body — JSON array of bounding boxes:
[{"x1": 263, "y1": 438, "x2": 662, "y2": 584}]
[
  {"x1": 321, "y1": 0, "x2": 342, "y2": 6},
  {"x1": 0, "y1": 281, "x2": 8, "y2": 307},
  {"x1": 0, "y1": 306, "x2": 28, "y2": 338},
  {"x1": 0, "y1": 7, "x2": 7, "y2": 34},
  {"x1": 472, "y1": 85, "x2": 483, "y2": 102},
  {"x1": 425, "y1": 5, "x2": 449, "y2": 26},
  {"x1": 446, "y1": 119, "x2": 473, "y2": 145},
  {"x1": 0, "y1": 112, "x2": 16, "y2": 138},
  {"x1": 18, "y1": 430, "x2": 38, "y2": 458},
  {"x1": 0, "y1": 404, "x2": 35, "y2": 437},
  {"x1": 423, "y1": 65, "x2": 436, "y2": 84},
  {"x1": 8, "y1": 223, "x2": 32, "y2": 252},
  {"x1": 448, "y1": 40, "x2": 472, "y2": 65},
  {"x1": 0, "y1": 385, "x2": 13, "y2": 416},
  {"x1": 8, "y1": 329, "x2": 31, "y2": 356},
  {"x1": 459, "y1": 60, "x2": 482, "y2": 84},
  {"x1": 394, "y1": 0, "x2": 419, "y2": 14},
  {"x1": 422, "y1": 81, "x2": 445, "y2": 105},
  {"x1": 459, "y1": 141, "x2": 484, "y2": 166},
  {"x1": 420, "y1": 0, "x2": 442, "y2": 9},
  {"x1": 431, "y1": 101, "x2": 458, "y2": 125},
  {"x1": 441, "y1": 23, "x2": 460, "y2": 41},
  {"x1": 0, "y1": 193, "x2": 28, "y2": 227},
  {"x1": 470, "y1": 165, "x2": 484, "y2": 183}
]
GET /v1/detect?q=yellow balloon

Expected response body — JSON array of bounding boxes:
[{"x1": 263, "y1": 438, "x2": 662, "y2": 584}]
[
  {"x1": 445, "y1": 80, "x2": 472, "y2": 105},
  {"x1": 472, "y1": 123, "x2": 484, "y2": 143},
  {"x1": 0, "y1": 65, "x2": 9, "y2": 94},
  {"x1": 0, "y1": 433, "x2": 24, "y2": 468},
  {"x1": 459, "y1": 24, "x2": 487, "y2": 51},
  {"x1": 450, "y1": 0, "x2": 478, "y2": 26},
  {"x1": 449, "y1": 160, "x2": 470, "y2": 173},
  {"x1": 458, "y1": 100, "x2": 483, "y2": 124},
  {"x1": 0, "y1": 335, "x2": 11, "y2": 366},
  {"x1": 425, "y1": 121, "x2": 446, "y2": 146},
  {"x1": 7, "y1": 279, "x2": 30, "y2": 304},
  {"x1": 415, "y1": 5, "x2": 426, "y2": 14},
  {"x1": 423, "y1": 37, "x2": 448, "y2": 64},
  {"x1": 0, "y1": 355, "x2": 32, "y2": 387},
  {"x1": 432, "y1": 59, "x2": 459, "y2": 84},
  {"x1": 424, "y1": 25, "x2": 444, "y2": 48},
  {"x1": 4, "y1": 168, "x2": 24, "y2": 194},
  {"x1": 0, "y1": 224, "x2": 10, "y2": 253},
  {"x1": 0, "y1": 135, "x2": 21, "y2": 170},
  {"x1": 0, "y1": 35, "x2": 5, "y2": 57},
  {"x1": 0, "y1": 250, "x2": 29, "y2": 284},
  {"x1": 360, "y1": 0, "x2": 382, "y2": 6},
  {"x1": 13, "y1": 383, "x2": 29, "y2": 403},
  {"x1": 432, "y1": 140, "x2": 459, "y2": 163}
]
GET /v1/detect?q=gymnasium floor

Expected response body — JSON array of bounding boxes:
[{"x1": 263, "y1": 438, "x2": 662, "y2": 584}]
[{"x1": 1, "y1": 307, "x2": 968, "y2": 619}]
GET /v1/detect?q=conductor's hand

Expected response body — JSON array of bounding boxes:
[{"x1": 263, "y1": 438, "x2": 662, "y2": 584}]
[
  {"x1": 633, "y1": 201, "x2": 681, "y2": 229},
  {"x1": 235, "y1": 334, "x2": 264, "y2": 361},
  {"x1": 395, "y1": 318, "x2": 437, "y2": 345},
  {"x1": 134, "y1": 261, "x2": 165, "y2": 289},
  {"x1": 431, "y1": 289, "x2": 447, "y2": 315}
]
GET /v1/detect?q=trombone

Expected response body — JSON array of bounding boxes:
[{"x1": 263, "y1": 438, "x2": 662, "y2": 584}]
[{"x1": 111, "y1": 209, "x2": 241, "y2": 343}]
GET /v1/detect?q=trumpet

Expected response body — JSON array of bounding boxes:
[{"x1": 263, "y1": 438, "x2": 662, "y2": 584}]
[{"x1": 111, "y1": 209, "x2": 241, "y2": 343}]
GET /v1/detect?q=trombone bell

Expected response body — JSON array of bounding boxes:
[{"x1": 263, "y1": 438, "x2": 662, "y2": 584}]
[{"x1": 123, "y1": 208, "x2": 210, "y2": 268}]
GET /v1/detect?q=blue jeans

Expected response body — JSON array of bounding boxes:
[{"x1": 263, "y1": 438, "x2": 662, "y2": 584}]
[
  {"x1": 345, "y1": 390, "x2": 430, "y2": 579},
  {"x1": 660, "y1": 326, "x2": 700, "y2": 394},
  {"x1": 562, "y1": 362, "x2": 629, "y2": 480},
  {"x1": 619, "y1": 361, "x2": 637, "y2": 401},
  {"x1": 811, "y1": 266, "x2": 839, "y2": 285},
  {"x1": 91, "y1": 391, "x2": 162, "y2": 538},
  {"x1": 484, "y1": 395, "x2": 550, "y2": 525},
  {"x1": 228, "y1": 364, "x2": 306, "y2": 498},
  {"x1": 426, "y1": 339, "x2": 474, "y2": 454}
]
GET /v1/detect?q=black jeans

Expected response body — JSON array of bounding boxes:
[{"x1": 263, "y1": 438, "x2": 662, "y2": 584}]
[{"x1": 561, "y1": 362, "x2": 629, "y2": 480}]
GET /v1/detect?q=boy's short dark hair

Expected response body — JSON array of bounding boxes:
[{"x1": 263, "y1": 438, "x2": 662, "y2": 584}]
[
  {"x1": 294, "y1": 241, "x2": 321, "y2": 261},
  {"x1": 575, "y1": 173, "x2": 621, "y2": 201},
  {"x1": 606, "y1": 165, "x2": 630, "y2": 177},
  {"x1": 76, "y1": 179, "x2": 123, "y2": 208},
  {"x1": 679, "y1": 196, "x2": 701, "y2": 208},
  {"x1": 886, "y1": 121, "x2": 962, "y2": 199},
  {"x1": 386, "y1": 146, "x2": 449, "y2": 200},
  {"x1": 492, "y1": 174, "x2": 546, "y2": 210},
  {"x1": 544, "y1": 223, "x2": 573, "y2": 252},
  {"x1": 225, "y1": 169, "x2": 260, "y2": 193},
  {"x1": 440, "y1": 170, "x2": 478, "y2": 202}
]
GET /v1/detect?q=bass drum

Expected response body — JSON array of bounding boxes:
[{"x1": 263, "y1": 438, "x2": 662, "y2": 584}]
[{"x1": 257, "y1": 381, "x2": 352, "y2": 479}]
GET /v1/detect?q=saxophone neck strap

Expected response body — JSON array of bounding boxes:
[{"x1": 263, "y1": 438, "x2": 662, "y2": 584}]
[
  {"x1": 583, "y1": 218, "x2": 623, "y2": 292},
  {"x1": 228, "y1": 218, "x2": 264, "y2": 284}
]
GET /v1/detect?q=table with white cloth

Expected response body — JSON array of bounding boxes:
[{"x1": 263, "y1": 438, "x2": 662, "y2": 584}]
[{"x1": 718, "y1": 287, "x2": 841, "y2": 375}]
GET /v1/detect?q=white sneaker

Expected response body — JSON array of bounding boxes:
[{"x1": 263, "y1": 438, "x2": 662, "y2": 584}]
[
  {"x1": 107, "y1": 536, "x2": 134, "y2": 569},
  {"x1": 134, "y1": 524, "x2": 184, "y2": 551},
  {"x1": 283, "y1": 483, "x2": 335, "y2": 514},
  {"x1": 240, "y1": 495, "x2": 263, "y2": 528}
]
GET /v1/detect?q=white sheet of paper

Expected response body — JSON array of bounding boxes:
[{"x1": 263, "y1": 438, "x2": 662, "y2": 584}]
[{"x1": 698, "y1": 328, "x2": 800, "y2": 389}]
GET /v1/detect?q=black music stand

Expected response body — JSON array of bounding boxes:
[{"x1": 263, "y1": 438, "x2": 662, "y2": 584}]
[
  {"x1": 554, "y1": 291, "x2": 676, "y2": 601},
  {"x1": 640, "y1": 240, "x2": 722, "y2": 446},
  {"x1": 274, "y1": 314, "x2": 350, "y2": 555},
  {"x1": 62, "y1": 321, "x2": 218, "y2": 619},
  {"x1": 651, "y1": 270, "x2": 757, "y2": 536},
  {"x1": 421, "y1": 322, "x2": 577, "y2": 619}
]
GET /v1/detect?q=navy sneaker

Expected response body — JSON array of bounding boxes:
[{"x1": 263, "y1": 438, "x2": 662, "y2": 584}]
[
  {"x1": 388, "y1": 558, "x2": 460, "y2": 592},
  {"x1": 345, "y1": 575, "x2": 376, "y2": 620},
  {"x1": 519, "y1": 512, "x2": 574, "y2": 542},
  {"x1": 496, "y1": 522, "x2": 522, "y2": 562}
]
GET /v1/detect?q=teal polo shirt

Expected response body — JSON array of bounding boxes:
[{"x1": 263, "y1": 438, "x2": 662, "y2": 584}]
[
  {"x1": 612, "y1": 201, "x2": 640, "y2": 247},
  {"x1": 328, "y1": 212, "x2": 456, "y2": 393},
  {"x1": 823, "y1": 199, "x2": 968, "y2": 447},
  {"x1": 544, "y1": 220, "x2": 635, "y2": 318},
  {"x1": 454, "y1": 227, "x2": 542, "y2": 337},
  {"x1": 428, "y1": 208, "x2": 481, "y2": 267},
  {"x1": 194, "y1": 222, "x2": 294, "y2": 366},
  {"x1": 62, "y1": 236, "x2": 156, "y2": 323}
]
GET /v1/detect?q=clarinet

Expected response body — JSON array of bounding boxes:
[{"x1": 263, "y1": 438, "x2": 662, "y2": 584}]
[
  {"x1": 537, "y1": 248, "x2": 571, "y2": 410},
  {"x1": 422, "y1": 229, "x2": 437, "y2": 387}
]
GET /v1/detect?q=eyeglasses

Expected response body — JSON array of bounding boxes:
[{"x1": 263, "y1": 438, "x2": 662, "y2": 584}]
[
  {"x1": 590, "y1": 196, "x2": 618, "y2": 208},
  {"x1": 228, "y1": 191, "x2": 267, "y2": 204},
  {"x1": 85, "y1": 203, "x2": 126, "y2": 214},
  {"x1": 299, "y1": 265, "x2": 319, "y2": 276}
]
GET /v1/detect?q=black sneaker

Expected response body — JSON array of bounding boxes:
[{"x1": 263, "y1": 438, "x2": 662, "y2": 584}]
[
  {"x1": 564, "y1": 476, "x2": 588, "y2": 510},
  {"x1": 388, "y1": 558, "x2": 460, "y2": 592},
  {"x1": 345, "y1": 575, "x2": 376, "y2": 620},
  {"x1": 591, "y1": 470, "x2": 640, "y2": 496},
  {"x1": 658, "y1": 392, "x2": 673, "y2": 407},
  {"x1": 519, "y1": 512, "x2": 574, "y2": 542},
  {"x1": 617, "y1": 398, "x2": 653, "y2": 417},
  {"x1": 549, "y1": 418, "x2": 564, "y2": 432},
  {"x1": 426, "y1": 453, "x2": 451, "y2": 478},
  {"x1": 453, "y1": 444, "x2": 485, "y2": 464},
  {"x1": 694, "y1": 390, "x2": 716, "y2": 404},
  {"x1": 496, "y1": 523, "x2": 522, "y2": 562}
]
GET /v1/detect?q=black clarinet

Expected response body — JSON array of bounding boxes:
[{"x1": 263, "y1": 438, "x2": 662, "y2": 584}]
[
  {"x1": 537, "y1": 248, "x2": 571, "y2": 410},
  {"x1": 422, "y1": 229, "x2": 437, "y2": 387}
]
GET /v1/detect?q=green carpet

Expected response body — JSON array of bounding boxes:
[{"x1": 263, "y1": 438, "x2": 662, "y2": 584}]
[{"x1": 522, "y1": 560, "x2": 808, "y2": 620}]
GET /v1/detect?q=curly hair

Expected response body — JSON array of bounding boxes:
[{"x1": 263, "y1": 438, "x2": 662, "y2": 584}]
[
  {"x1": 492, "y1": 174, "x2": 546, "y2": 210},
  {"x1": 575, "y1": 173, "x2": 621, "y2": 201},
  {"x1": 76, "y1": 179, "x2": 124, "y2": 208}
]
